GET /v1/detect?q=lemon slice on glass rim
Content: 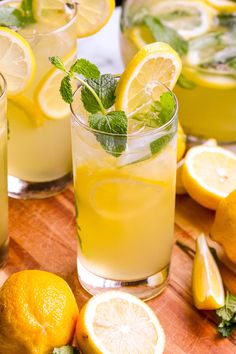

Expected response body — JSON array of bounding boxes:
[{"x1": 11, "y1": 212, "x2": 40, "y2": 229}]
[
  {"x1": 0, "y1": 26, "x2": 35, "y2": 96},
  {"x1": 76, "y1": 291, "x2": 166, "y2": 354},
  {"x1": 35, "y1": 48, "x2": 77, "y2": 120},
  {"x1": 153, "y1": 0, "x2": 216, "y2": 40},
  {"x1": 116, "y1": 42, "x2": 182, "y2": 116}
]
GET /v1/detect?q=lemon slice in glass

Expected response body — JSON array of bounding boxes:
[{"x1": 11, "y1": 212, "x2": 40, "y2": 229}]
[
  {"x1": 182, "y1": 145, "x2": 236, "y2": 210},
  {"x1": 76, "y1": 291, "x2": 165, "y2": 354},
  {"x1": 116, "y1": 42, "x2": 182, "y2": 116},
  {"x1": 205, "y1": 0, "x2": 236, "y2": 13},
  {"x1": 0, "y1": 27, "x2": 35, "y2": 96},
  {"x1": 192, "y1": 234, "x2": 225, "y2": 310},
  {"x1": 35, "y1": 48, "x2": 77, "y2": 120},
  {"x1": 153, "y1": 0, "x2": 216, "y2": 40},
  {"x1": 76, "y1": 0, "x2": 115, "y2": 38}
]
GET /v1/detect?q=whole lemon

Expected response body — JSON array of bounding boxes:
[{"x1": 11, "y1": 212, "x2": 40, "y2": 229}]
[
  {"x1": 0, "y1": 270, "x2": 78, "y2": 354},
  {"x1": 211, "y1": 189, "x2": 236, "y2": 263}
]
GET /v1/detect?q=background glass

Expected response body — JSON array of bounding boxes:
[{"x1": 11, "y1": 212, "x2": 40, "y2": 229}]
[
  {"x1": 2, "y1": 0, "x2": 78, "y2": 199},
  {"x1": 71, "y1": 83, "x2": 178, "y2": 300},
  {"x1": 0, "y1": 74, "x2": 8, "y2": 267}
]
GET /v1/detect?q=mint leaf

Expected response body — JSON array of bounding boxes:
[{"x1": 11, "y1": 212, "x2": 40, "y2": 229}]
[
  {"x1": 0, "y1": 6, "x2": 24, "y2": 27},
  {"x1": 150, "y1": 134, "x2": 173, "y2": 155},
  {"x1": 216, "y1": 292, "x2": 236, "y2": 337},
  {"x1": 81, "y1": 74, "x2": 117, "y2": 113},
  {"x1": 144, "y1": 15, "x2": 188, "y2": 56},
  {"x1": 60, "y1": 76, "x2": 73, "y2": 104},
  {"x1": 217, "y1": 13, "x2": 236, "y2": 29},
  {"x1": 70, "y1": 59, "x2": 100, "y2": 79},
  {"x1": 88, "y1": 111, "x2": 128, "y2": 157},
  {"x1": 49, "y1": 56, "x2": 67, "y2": 72},
  {"x1": 53, "y1": 345, "x2": 78, "y2": 354},
  {"x1": 177, "y1": 74, "x2": 196, "y2": 89},
  {"x1": 20, "y1": 0, "x2": 35, "y2": 24}
]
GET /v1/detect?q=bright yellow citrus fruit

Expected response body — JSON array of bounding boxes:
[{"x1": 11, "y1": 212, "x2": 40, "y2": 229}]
[
  {"x1": 116, "y1": 42, "x2": 182, "y2": 116},
  {"x1": 211, "y1": 189, "x2": 236, "y2": 263},
  {"x1": 126, "y1": 25, "x2": 155, "y2": 49},
  {"x1": 176, "y1": 160, "x2": 187, "y2": 195},
  {"x1": 76, "y1": 291, "x2": 165, "y2": 354},
  {"x1": 0, "y1": 270, "x2": 78, "y2": 354},
  {"x1": 205, "y1": 0, "x2": 236, "y2": 12},
  {"x1": 0, "y1": 26, "x2": 35, "y2": 96},
  {"x1": 177, "y1": 123, "x2": 186, "y2": 162},
  {"x1": 9, "y1": 95, "x2": 45, "y2": 126},
  {"x1": 76, "y1": 0, "x2": 115, "y2": 38},
  {"x1": 35, "y1": 48, "x2": 77, "y2": 120},
  {"x1": 192, "y1": 234, "x2": 225, "y2": 310},
  {"x1": 182, "y1": 145, "x2": 236, "y2": 210}
]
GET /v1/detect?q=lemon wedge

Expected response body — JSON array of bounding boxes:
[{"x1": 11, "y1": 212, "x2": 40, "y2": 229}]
[
  {"x1": 116, "y1": 42, "x2": 182, "y2": 115},
  {"x1": 205, "y1": 0, "x2": 236, "y2": 12},
  {"x1": 76, "y1": 291, "x2": 165, "y2": 354},
  {"x1": 182, "y1": 145, "x2": 236, "y2": 210},
  {"x1": 0, "y1": 27, "x2": 35, "y2": 96},
  {"x1": 35, "y1": 48, "x2": 77, "y2": 120},
  {"x1": 76, "y1": 0, "x2": 115, "y2": 38},
  {"x1": 192, "y1": 234, "x2": 225, "y2": 310},
  {"x1": 153, "y1": 0, "x2": 216, "y2": 40}
]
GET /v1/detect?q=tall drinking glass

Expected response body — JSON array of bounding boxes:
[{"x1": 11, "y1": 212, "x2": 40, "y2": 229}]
[
  {"x1": 0, "y1": 74, "x2": 8, "y2": 266},
  {"x1": 71, "y1": 82, "x2": 178, "y2": 300},
  {"x1": 0, "y1": 0, "x2": 78, "y2": 199}
]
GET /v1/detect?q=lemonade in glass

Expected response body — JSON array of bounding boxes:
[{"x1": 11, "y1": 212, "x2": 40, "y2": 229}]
[
  {"x1": 0, "y1": 0, "x2": 78, "y2": 198},
  {"x1": 71, "y1": 78, "x2": 178, "y2": 299},
  {"x1": 121, "y1": 0, "x2": 236, "y2": 143},
  {"x1": 0, "y1": 74, "x2": 8, "y2": 266}
]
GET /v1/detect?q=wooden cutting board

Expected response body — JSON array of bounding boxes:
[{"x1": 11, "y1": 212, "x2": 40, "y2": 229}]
[{"x1": 0, "y1": 186, "x2": 236, "y2": 353}]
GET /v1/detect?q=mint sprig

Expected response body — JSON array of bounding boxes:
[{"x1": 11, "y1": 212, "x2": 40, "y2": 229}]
[
  {"x1": 49, "y1": 56, "x2": 128, "y2": 157},
  {"x1": 216, "y1": 292, "x2": 236, "y2": 337},
  {"x1": 0, "y1": 0, "x2": 35, "y2": 28},
  {"x1": 143, "y1": 16, "x2": 188, "y2": 56}
]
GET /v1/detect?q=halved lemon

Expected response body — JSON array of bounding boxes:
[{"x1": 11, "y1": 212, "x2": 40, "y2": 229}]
[
  {"x1": 76, "y1": 0, "x2": 115, "y2": 38},
  {"x1": 153, "y1": 0, "x2": 216, "y2": 40},
  {"x1": 35, "y1": 48, "x2": 77, "y2": 120},
  {"x1": 0, "y1": 27, "x2": 35, "y2": 96},
  {"x1": 182, "y1": 145, "x2": 236, "y2": 210},
  {"x1": 205, "y1": 0, "x2": 236, "y2": 12},
  {"x1": 192, "y1": 234, "x2": 225, "y2": 310},
  {"x1": 76, "y1": 291, "x2": 165, "y2": 354},
  {"x1": 116, "y1": 42, "x2": 182, "y2": 115}
]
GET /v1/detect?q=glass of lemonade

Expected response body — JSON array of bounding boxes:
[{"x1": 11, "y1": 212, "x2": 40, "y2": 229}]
[
  {"x1": 121, "y1": 0, "x2": 236, "y2": 143},
  {"x1": 0, "y1": 0, "x2": 78, "y2": 198},
  {"x1": 0, "y1": 74, "x2": 8, "y2": 266},
  {"x1": 71, "y1": 81, "x2": 178, "y2": 300}
]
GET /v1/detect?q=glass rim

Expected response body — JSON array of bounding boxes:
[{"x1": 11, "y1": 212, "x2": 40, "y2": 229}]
[
  {"x1": 70, "y1": 79, "x2": 178, "y2": 138},
  {"x1": 0, "y1": 73, "x2": 7, "y2": 101},
  {"x1": 0, "y1": 0, "x2": 78, "y2": 36}
]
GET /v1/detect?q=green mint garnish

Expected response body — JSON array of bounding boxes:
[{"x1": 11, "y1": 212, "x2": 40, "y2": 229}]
[
  {"x1": 143, "y1": 16, "x2": 188, "y2": 56},
  {"x1": 217, "y1": 13, "x2": 236, "y2": 29},
  {"x1": 216, "y1": 292, "x2": 236, "y2": 337},
  {"x1": 0, "y1": 0, "x2": 35, "y2": 28},
  {"x1": 132, "y1": 92, "x2": 176, "y2": 128},
  {"x1": 53, "y1": 346, "x2": 79, "y2": 354},
  {"x1": 177, "y1": 74, "x2": 196, "y2": 89},
  {"x1": 81, "y1": 75, "x2": 117, "y2": 113},
  {"x1": 150, "y1": 134, "x2": 173, "y2": 155},
  {"x1": 49, "y1": 56, "x2": 128, "y2": 157}
]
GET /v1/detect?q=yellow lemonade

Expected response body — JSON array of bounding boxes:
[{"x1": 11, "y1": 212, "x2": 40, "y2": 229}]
[
  {"x1": 0, "y1": 75, "x2": 8, "y2": 265},
  {"x1": 1, "y1": 1, "x2": 78, "y2": 198},
  {"x1": 71, "y1": 83, "x2": 178, "y2": 298},
  {"x1": 121, "y1": 0, "x2": 236, "y2": 142}
]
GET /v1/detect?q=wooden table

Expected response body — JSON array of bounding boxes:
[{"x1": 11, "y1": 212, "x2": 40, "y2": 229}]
[{"x1": 1, "y1": 186, "x2": 236, "y2": 354}]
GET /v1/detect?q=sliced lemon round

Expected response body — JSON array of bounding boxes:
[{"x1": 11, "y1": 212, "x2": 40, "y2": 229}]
[
  {"x1": 0, "y1": 26, "x2": 35, "y2": 96},
  {"x1": 116, "y1": 42, "x2": 182, "y2": 115},
  {"x1": 76, "y1": 0, "x2": 115, "y2": 38},
  {"x1": 192, "y1": 234, "x2": 225, "y2": 310},
  {"x1": 8, "y1": 95, "x2": 45, "y2": 126},
  {"x1": 205, "y1": 0, "x2": 236, "y2": 12},
  {"x1": 182, "y1": 145, "x2": 236, "y2": 210},
  {"x1": 153, "y1": 0, "x2": 216, "y2": 40},
  {"x1": 35, "y1": 48, "x2": 77, "y2": 120},
  {"x1": 126, "y1": 25, "x2": 155, "y2": 49},
  {"x1": 76, "y1": 291, "x2": 165, "y2": 354}
]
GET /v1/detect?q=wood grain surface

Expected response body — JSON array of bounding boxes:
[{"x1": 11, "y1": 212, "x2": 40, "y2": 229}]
[{"x1": 0, "y1": 186, "x2": 236, "y2": 354}]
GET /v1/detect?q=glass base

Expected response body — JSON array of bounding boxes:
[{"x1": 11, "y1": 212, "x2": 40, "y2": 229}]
[
  {"x1": 8, "y1": 172, "x2": 72, "y2": 199},
  {"x1": 0, "y1": 239, "x2": 9, "y2": 268},
  {"x1": 77, "y1": 258, "x2": 169, "y2": 301}
]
